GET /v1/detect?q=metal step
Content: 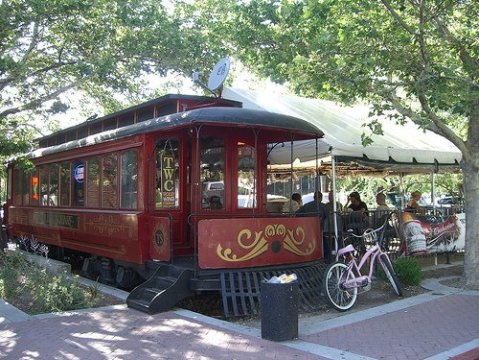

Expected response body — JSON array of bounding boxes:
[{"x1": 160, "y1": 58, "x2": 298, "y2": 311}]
[{"x1": 127, "y1": 264, "x2": 193, "y2": 314}]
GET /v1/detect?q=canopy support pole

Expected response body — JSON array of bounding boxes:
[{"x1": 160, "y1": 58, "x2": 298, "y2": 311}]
[
  {"x1": 399, "y1": 173, "x2": 404, "y2": 209},
  {"x1": 289, "y1": 136, "x2": 294, "y2": 212},
  {"x1": 315, "y1": 138, "x2": 320, "y2": 192},
  {"x1": 432, "y1": 169, "x2": 436, "y2": 213},
  {"x1": 331, "y1": 155, "x2": 339, "y2": 255}
]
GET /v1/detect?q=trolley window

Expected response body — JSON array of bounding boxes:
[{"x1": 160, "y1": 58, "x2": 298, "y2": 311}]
[
  {"x1": 155, "y1": 138, "x2": 179, "y2": 209},
  {"x1": 102, "y1": 154, "x2": 118, "y2": 208},
  {"x1": 121, "y1": 150, "x2": 138, "y2": 209},
  {"x1": 72, "y1": 161, "x2": 85, "y2": 207},
  {"x1": 200, "y1": 136, "x2": 225, "y2": 210},
  {"x1": 22, "y1": 170, "x2": 30, "y2": 206},
  {"x1": 13, "y1": 169, "x2": 22, "y2": 205},
  {"x1": 60, "y1": 162, "x2": 71, "y2": 207},
  {"x1": 7, "y1": 167, "x2": 12, "y2": 201},
  {"x1": 49, "y1": 164, "x2": 59, "y2": 206},
  {"x1": 237, "y1": 142, "x2": 256, "y2": 208},
  {"x1": 31, "y1": 169, "x2": 39, "y2": 205},
  {"x1": 39, "y1": 167, "x2": 49, "y2": 206},
  {"x1": 119, "y1": 114, "x2": 134, "y2": 127},
  {"x1": 87, "y1": 157, "x2": 100, "y2": 208}
]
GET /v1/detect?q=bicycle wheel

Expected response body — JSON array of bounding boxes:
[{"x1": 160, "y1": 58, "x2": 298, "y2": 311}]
[
  {"x1": 378, "y1": 254, "x2": 403, "y2": 296},
  {"x1": 323, "y1": 261, "x2": 358, "y2": 311}
]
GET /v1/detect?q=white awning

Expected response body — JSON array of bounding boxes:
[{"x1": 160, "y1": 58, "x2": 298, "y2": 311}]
[{"x1": 223, "y1": 88, "x2": 462, "y2": 168}]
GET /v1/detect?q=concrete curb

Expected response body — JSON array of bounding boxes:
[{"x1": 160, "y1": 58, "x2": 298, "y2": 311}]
[
  {"x1": 422, "y1": 276, "x2": 479, "y2": 296},
  {"x1": 0, "y1": 299, "x2": 30, "y2": 324}
]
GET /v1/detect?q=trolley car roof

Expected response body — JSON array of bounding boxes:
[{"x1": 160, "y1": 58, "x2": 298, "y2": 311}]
[{"x1": 29, "y1": 107, "x2": 324, "y2": 159}]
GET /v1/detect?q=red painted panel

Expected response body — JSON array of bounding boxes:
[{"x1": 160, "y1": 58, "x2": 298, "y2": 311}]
[
  {"x1": 7, "y1": 207, "x2": 145, "y2": 264},
  {"x1": 198, "y1": 217, "x2": 322, "y2": 269},
  {"x1": 148, "y1": 217, "x2": 171, "y2": 261}
]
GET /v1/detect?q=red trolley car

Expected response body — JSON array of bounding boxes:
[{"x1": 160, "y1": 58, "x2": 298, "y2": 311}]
[{"x1": 4, "y1": 94, "x2": 326, "y2": 316}]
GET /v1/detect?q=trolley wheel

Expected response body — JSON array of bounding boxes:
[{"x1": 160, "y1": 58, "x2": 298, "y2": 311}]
[
  {"x1": 378, "y1": 254, "x2": 403, "y2": 296},
  {"x1": 322, "y1": 261, "x2": 358, "y2": 311}
]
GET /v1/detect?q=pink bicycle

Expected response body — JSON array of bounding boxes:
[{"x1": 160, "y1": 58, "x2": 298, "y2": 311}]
[{"x1": 323, "y1": 214, "x2": 403, "y2": 311}]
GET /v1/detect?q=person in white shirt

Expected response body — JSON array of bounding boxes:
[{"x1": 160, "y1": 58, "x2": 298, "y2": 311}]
[{"x1": 374, "y1": 192, "x2": 390, "y2": 226}]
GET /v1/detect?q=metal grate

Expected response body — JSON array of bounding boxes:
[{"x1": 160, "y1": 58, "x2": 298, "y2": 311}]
[{"x1": 220, "y1": 262, "x2": 327, "y2": 317}]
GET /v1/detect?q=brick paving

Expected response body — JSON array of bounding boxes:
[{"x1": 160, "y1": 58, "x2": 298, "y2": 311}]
[
  {"x1": 0, "y1": 306, "x2": 327, "y2": 360},
  {"x1": 0, "y1": 283, "x2": 478, "y2": 359},
  {"x1": 302, "y1": 294, "x2": 479, "y2": 360}
]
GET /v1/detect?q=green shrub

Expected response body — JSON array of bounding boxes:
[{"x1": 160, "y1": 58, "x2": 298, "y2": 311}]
[
  {"x1": 0, "y1": 251, "x2": 31, "y2": 299},
  {"x1": 0, "y1": 250, "x2": 97, "y2": 314},
  {"x1": 392, "y1": 257, "x2": 422, "y2": 286},
  {"x1": 31, "y1": 271, "x2": 87, "y2": 313}
]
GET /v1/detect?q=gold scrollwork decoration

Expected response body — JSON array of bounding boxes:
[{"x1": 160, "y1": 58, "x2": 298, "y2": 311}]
[
  {"x1": 216, "y1": 223, "x2": 316, "y2": 262},
  {"x1": 283, "y1": 227, "x2": 316, "y2": 256},
  {"x1": 217, "y1": 229, "x2": 268, "y2": 262}
]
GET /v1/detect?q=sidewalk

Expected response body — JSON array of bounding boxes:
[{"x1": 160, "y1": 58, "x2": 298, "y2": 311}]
[{"x1": 1, "y1": 277, "x2": 478, "y2": 360}]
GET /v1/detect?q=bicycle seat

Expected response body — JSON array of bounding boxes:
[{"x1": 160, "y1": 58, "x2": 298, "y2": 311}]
[{"x1": 337, "y1": 244, "x2": 355, "y2": 257}]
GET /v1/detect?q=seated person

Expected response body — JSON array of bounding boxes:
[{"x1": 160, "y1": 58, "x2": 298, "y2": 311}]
[
  {"x1": 406, "y1": 191, "x2": 421, "y2": 209},
  {"x1": 345, "y1": 191, "x2": 368, "y2": 214},
  {"x1": 405, "y1": 191, "x2": 425, "y2": 214},
  {"x1": 374, "y1": 192, "x2": 390, "y2": 226},
  {"x1": 343, "y1": 192, "x2": 369, "y2": 237},
  {"x1": 296, "y1": 191, "x2": 331, "y2": 260},
  {"x1": 282, "y1": 192, "x2": 302, "y2": 213},
  {"x1": 296, "y1": 191, "x2": 328, "y2": 226},
  {"x1": 209, "y1": 195, "x2": 223, "y2": 209}
]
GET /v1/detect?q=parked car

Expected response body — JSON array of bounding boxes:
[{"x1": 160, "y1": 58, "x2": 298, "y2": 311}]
[{"x1": 436, "y1": 196, "x2": 460, "y2": 207}]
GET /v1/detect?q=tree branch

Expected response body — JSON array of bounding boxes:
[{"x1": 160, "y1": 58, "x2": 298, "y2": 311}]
[
  {"x1": 23, "y1": 122, "x2": 47, "y2": 138},
  {"x1": 380, "y1": 0, "x2": 416, "y2": 35},
  {"x1": 0, "y1": 79, "x2": 84, "y2": 119},
  {"x1": 30, "y1": 60, "x2": 77, "y2": 79},
  {"x1": 432, "y1": 17, "x2": 479, "y2": 80},
  {"x1": 20, "y1": 21, "x2": 40, "y2": 65},
  {"x1": 416, "y1": 92, "x2": 466, "y2": 147},
  {"x1": 0, "y1": 22, "x2": 41, "y2": 90},
  {"x1": 0, "y1": 60, "x2": 77, "y2": 93},
  {"x1": 418, "y1": 0, "x2": 429, "y2": 66},
  {"x1": 381, "y1": 89, "x2": 467, "y2": 155}
]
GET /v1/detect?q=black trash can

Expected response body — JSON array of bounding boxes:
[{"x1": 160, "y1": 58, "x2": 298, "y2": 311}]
[{"x1": 260, "y1": 280, "x2": 299, "y2": 341}]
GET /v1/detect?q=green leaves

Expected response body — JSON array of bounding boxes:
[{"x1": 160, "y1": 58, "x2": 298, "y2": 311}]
[
  {"x1": 0, "y1": 0, "x2": 225, "y2": 159},
  {"x1": 202, "y1": 0, "x2": 475, "y2": 147}
]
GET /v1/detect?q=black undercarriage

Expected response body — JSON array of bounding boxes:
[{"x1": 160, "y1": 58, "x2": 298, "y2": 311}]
[{"x1": 13, "y1": 237, "x2": 327, "y2": 318}]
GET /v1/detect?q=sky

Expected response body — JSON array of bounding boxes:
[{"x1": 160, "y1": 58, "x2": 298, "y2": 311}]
[{"x1": 50, "y1": 58, "x2": 288, "y2": 132}]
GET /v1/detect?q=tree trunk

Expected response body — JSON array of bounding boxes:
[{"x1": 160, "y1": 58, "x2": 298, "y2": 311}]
[{"x1": 462, "y1": 160, "x2": 479, "y2": 287}]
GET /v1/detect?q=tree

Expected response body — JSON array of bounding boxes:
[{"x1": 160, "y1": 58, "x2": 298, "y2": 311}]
[
  {"x1": 0, "y1": 0, "x2": 216, "y2": 159},
  {"x1": 182, "y1": 0, "x2": 479, "y2": 285}
]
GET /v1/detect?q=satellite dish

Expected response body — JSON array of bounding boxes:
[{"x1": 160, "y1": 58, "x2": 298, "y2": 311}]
[{"x1": 207, "y1": 58, "x2": 230, "y2": 91}]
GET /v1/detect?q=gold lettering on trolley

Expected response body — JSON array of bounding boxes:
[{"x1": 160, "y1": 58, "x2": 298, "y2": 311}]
[
  {"x1": 11, "y1": 210, "x2": 28, "y2": 225},
  {"x1": 32, "y1": 211, "x2": 79, "y2": 229},
  {"x1": 84, "y1": 215, "x2": 133, "y2": 238},
  {"x1": 216, "y1": 224, "x2": 316, "y2": 262},
  {"x1": 161, "y1": 153, "x2": 176, "y2": 207}
]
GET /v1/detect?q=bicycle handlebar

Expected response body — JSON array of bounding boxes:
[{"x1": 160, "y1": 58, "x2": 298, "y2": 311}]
[{"x1": 344, "y1": 210, "x2": 396, "y2": 244}]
